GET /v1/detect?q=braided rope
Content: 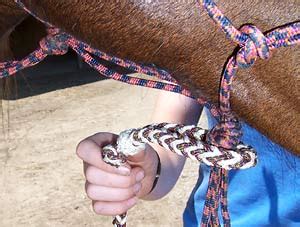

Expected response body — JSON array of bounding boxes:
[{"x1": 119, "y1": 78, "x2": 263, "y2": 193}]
[
  {"x1": 102, "y1": 123, "x2": 257, "y2": 226},
  {"x1": 105, "y1": 124, "x2": 257, "y2": 170},
  {"x1": 1, "y1": 0, "x2": 298, "y2": 226}
]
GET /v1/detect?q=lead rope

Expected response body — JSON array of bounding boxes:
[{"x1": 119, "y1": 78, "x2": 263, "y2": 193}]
[
  {"x1": 1, "y1": 0, "x2": 298, "y2": 226},
  {"x1": 102, "y1": 124, "x2": 256, "y2": 227}
]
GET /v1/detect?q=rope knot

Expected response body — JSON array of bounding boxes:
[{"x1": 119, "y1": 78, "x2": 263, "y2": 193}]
[
  {"x1": 236, "y1": 25, "x2": 270, "y2": 68},
  {"x1": 39, "y1": 28, "x2": 69, "y2": 55},
  {"x1": 206, "y1": 113, "x2": 242, "y2": 149}
]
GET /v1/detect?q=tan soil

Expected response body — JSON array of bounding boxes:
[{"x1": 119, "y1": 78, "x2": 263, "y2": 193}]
[{"x1": 0, "y1": 73, "x2": 206, "y2": 227}]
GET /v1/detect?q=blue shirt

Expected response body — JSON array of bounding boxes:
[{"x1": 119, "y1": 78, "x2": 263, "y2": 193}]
[{"x1": 183, "y1": 112, "x2": 300, "y2": 227}]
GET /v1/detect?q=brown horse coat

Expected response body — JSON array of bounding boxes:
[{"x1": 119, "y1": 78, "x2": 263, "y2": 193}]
[{"x1": 0, "y1": 0, "x2": 299, "y2": 154}]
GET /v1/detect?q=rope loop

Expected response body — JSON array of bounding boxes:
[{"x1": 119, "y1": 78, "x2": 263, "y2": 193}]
[
  {"x1": 236, "y1": 25, "x2": 270, "y2": 68},
  {"x1": 39, "y1": 28, "x2": 69, "y2": 55}
]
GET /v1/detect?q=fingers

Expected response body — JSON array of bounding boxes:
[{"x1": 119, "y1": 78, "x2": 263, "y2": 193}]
[
  {"x1": 76, "y1": 132, "x2": 122, "y2": 174},
  {"x1": 76, "y1": 132, "x2": 150, "y2": 216},
  {"x1": 84, "y1": 165, "x2": 145, "y2": 216},
  {"x1": 85, "y1": 181, "x2": 142, "y2": 202},
  {"x1": 92, "y1": 197, "x2": 138, "y2": 216},
  {"x1": 84, "y1": 165, "x2": 144, "y2": 188}
]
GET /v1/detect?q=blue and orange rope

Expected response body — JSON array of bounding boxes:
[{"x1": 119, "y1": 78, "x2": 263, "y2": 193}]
[{"x1": 0, "y1": 0, "x2": 299, "y2": 226}]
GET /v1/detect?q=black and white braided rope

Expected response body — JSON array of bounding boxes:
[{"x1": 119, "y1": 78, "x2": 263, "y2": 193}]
[{"x1": 102, "y1": 123, "x2": 257, "y2": 227}]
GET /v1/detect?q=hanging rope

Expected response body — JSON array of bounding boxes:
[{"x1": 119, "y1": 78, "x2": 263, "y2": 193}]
[{"x1": 0, "y1": 0, "x2": 298, "y2": 226}]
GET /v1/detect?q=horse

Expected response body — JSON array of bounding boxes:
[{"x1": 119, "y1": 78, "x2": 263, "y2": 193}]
[{"x1": 0, "y1": 0, "x2": 299, "y2": 155}]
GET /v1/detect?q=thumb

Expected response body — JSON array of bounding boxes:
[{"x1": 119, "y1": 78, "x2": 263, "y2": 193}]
[
  {"x1": 127, "y1": 148, "x2": 147, "y2": 164},
  {"x1": 116, "y1": 151, "x2": 145, "y2": 177},
  {"x1": 115, "y1": 146, "x2": 147, "y2": 176},
  {"x1": 127, "y1": 144, "x2": 157, "y2": 167}
]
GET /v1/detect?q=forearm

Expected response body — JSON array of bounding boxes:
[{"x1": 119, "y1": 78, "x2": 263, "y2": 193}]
[
  {"x1": 143, "y1": 91, "x2": 202, "y2": 200},
  {"x1": 143, "y1": 144, "x2": 186, "y2": 200}
]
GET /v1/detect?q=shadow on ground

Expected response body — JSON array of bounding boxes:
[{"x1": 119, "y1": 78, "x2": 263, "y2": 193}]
[{"x1": 7, "y1": 51, "x2": 134, "y2": 100}]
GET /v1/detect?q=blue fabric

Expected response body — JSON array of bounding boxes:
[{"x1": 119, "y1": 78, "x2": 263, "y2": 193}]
[{"x1": 183, "y1": 112, "x2": 300, "y2": 227}]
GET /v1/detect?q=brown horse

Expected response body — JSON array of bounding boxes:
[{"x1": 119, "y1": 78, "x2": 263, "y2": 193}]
[{"x1": 0, "y1": 0, "x2": 299, "y2": 154}]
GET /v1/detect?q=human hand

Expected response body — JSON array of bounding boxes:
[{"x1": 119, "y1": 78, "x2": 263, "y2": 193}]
[{"x1": 76, "y1": 132, "x2": 159, "y2": 216}]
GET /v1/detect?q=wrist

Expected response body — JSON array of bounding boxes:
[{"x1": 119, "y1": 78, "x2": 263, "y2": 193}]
[
  {"x1": 149, "y1": 150, "x2": 161, "y2": 193},
  {"x1": 140, "y1": 145, "x2": 162, "y2": 200}
]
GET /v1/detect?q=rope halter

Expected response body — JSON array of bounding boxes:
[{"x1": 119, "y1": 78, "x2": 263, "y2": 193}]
[{"x1": 1, "y1": 0, "x2": 299, "y2": 226}]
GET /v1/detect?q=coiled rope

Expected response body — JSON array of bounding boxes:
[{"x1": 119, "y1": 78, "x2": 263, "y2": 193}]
[{"x1": 0, "y1": 0, "x2": 299, "y2": 226}]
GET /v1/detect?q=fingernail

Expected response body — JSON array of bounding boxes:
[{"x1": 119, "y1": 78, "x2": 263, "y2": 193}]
[
  {"x1": 133, "y1": 183, "x2": 141, "y2": 194},
  {"x1": 136, "y1": 171, "x2": 145, "y2": 182},
  {"x1": 118, "y1": 166, "x2": 130, "y2": 176}
]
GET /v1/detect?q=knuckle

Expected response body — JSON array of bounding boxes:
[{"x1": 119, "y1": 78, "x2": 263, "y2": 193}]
[
  {"x1": 85, "y1": 166, "x2": 95, "y2": 182},
  {"x1": 124, "y1": 187, "x2": 135, "y2": 199},
  {"x1": 76, "y1": 139, "x2": 94, "y2": 158},
  {"x1": 121, "y1": 177, "x2": 134, "y2": 188},
  {"x1": 86, "y1": 184, "x2": 96, "y2": 200},
  {"x1": 113, "y1": 189, "x2": 133, "y2": 201},
  {"x1": 76, "y1": 140, "x2": 86, "y2": 158},
  {"x1": 131, "y1": 174, "x2": 138, "y2": 186}
]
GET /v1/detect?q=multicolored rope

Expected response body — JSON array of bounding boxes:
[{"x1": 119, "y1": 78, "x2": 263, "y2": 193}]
[
  {"x1": 102, "y1": 123, "x2": 257, "y2": 226},
  {"x1": 198, "y1": 1, "x2": 299, "y2": 225},
  {"x1": 104, "y1": 124, "x2": 256, "y2": 170},
  {"x1": 0, "y1": 0, "x2": 298, "y2": 226}
]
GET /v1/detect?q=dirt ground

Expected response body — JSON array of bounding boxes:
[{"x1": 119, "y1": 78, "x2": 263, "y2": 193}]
[{"x1": 0, "y1": 58, "x2": 207, "y2": 227}]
